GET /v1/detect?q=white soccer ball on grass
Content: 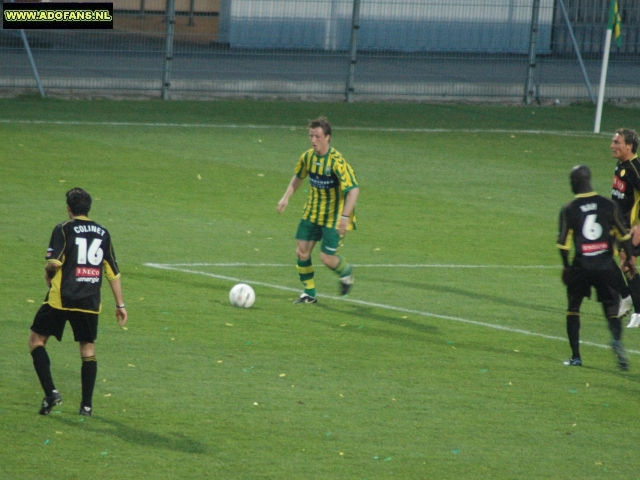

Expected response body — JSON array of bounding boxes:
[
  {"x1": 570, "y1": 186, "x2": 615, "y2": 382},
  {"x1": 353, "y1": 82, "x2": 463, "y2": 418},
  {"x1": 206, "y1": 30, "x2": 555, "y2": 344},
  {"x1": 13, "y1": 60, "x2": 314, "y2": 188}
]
[{"x1": 229, "y1": 283, "x2": 255, "y2": 308}]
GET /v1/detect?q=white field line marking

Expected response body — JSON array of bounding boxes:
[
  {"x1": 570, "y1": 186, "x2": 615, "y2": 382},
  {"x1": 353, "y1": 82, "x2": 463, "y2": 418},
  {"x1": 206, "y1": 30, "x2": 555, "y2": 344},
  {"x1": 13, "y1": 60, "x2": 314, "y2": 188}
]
[
  {"x1": 159, "y1": 262, "x2": 558, "y2": 269},
  {"x1": 144, "y1": 262, "x2": 639, "y2": 356},
  {"x1": 0, "y1": 119, "x2": 609, "y2": 138}
]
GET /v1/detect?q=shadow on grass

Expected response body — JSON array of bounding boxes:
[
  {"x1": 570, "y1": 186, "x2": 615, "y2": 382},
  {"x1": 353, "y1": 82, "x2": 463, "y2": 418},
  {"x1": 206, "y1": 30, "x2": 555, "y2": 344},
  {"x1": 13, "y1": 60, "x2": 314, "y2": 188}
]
[
  {"x1": 54, "y1": 415, "x2": 209, "y2": 454},
  {"x1": 374, "y1": 276, "x2": 566, "y2": 316},
  {"x1": 128, "y1": 269, "x2": 229, "y2": 293},
  {"x1": 313, "y1": 302, "x2": 440, "y2": 335},
  {"x1": 574, "y1": 361, "x2": 640, "y2": 386}
]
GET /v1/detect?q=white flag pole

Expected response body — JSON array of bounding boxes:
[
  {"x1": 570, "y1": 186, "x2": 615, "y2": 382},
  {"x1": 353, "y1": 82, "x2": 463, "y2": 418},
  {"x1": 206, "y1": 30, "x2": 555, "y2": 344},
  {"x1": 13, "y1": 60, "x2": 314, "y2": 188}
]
[
  {"x1": 594, "y1": 0, "x2": 619, "y2": 135},
  {"x1": 594, "y1": 28, "x2": 612, "y2": 134}
]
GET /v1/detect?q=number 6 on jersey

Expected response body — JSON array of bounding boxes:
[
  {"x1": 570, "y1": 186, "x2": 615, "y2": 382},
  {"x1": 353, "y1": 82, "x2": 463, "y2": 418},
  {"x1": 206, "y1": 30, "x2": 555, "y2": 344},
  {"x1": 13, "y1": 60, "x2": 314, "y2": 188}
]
[{"x1": 582, "y1": 214, "x2": 603, "y2": 240}]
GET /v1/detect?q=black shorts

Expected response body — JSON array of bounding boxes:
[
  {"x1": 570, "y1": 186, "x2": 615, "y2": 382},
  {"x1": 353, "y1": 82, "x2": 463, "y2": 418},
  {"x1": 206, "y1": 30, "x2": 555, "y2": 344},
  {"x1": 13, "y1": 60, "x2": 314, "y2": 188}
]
[
  {"x1": 31, "y1": 303, "x2": 98, "y2": 343},
  {"x1": 566, "y1": 263, "x2": 620, "y2": 305}
]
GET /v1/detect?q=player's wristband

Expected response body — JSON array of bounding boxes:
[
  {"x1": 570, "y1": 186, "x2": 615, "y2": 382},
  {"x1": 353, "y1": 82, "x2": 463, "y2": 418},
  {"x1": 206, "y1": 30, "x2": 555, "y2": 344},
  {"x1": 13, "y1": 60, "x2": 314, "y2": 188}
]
[
  {"x1": 341, "y1": 215, "x2": 350, "y2": 219},
  {"x1": 116, "y1": 304, "x2": 125, "y2": 309}
]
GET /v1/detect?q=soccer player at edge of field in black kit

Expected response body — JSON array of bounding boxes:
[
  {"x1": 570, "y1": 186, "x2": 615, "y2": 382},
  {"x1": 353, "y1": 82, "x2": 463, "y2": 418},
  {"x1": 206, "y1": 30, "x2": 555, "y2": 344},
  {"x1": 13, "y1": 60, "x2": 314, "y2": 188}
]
[
  {"x1": 277, "y1": 117, "x2": 360, "y2": 304},
  {"x1": 610, "y1": 128, "x2": 640, "y2": 328},
  {"x1": 29, "y1": 188, "x2": 128, "y2": 416},
  {"x1": 557, "y1": 165, "x2": 635, "y2": 369}
]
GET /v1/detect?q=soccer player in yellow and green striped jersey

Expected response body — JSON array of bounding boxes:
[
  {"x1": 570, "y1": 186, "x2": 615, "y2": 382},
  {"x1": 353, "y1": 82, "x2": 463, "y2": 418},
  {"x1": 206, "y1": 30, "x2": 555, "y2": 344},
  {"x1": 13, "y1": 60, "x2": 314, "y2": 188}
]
[{"x1": 277, "y1": 117, "x2": 360, "y2": 303}]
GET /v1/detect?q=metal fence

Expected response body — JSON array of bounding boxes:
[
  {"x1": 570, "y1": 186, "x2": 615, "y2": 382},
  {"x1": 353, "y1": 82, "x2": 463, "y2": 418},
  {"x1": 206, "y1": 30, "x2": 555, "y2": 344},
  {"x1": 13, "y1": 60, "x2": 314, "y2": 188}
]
[{"x1": 1, "y1": 0, "x2": 638, "y2": 103}]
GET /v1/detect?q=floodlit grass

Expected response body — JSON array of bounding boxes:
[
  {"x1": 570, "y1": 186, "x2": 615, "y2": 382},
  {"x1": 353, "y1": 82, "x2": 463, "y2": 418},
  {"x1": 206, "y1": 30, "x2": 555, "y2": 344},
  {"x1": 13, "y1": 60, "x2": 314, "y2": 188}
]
[{"x1": 1, "y1": 98, "x2": 640, "y2": 479}]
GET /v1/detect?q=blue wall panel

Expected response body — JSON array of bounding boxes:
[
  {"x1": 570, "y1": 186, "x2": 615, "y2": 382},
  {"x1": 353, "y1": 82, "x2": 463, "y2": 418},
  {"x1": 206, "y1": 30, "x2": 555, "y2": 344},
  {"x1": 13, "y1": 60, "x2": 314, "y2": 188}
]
[{"x1": 230, "y1": 18, "x2": 552, "y2": 54}]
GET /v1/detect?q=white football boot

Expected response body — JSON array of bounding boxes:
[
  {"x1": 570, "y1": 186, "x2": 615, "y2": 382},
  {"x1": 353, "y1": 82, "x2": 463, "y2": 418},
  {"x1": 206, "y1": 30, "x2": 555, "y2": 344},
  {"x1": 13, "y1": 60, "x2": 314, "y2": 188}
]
[
  {"x1": 619, "y1": 295, "x2": 633, "y2": 318},
  {"x1": 627, "y1": 313, "x2": 640, "y2": 328}
]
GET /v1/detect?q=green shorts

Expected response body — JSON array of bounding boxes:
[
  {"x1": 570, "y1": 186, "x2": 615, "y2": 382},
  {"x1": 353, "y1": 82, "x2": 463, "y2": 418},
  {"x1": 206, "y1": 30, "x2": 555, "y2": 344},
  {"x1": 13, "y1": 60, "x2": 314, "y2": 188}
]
[{"x1": 296, "y1": 219, "x2": 343, "y2": 256}]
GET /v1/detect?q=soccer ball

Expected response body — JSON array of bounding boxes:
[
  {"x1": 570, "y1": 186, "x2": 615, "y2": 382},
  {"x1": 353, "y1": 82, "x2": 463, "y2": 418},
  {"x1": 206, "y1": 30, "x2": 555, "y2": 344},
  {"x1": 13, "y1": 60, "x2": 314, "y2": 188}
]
[{"x1": 229, "y1": 283, "x2": 255, "y2": 308}]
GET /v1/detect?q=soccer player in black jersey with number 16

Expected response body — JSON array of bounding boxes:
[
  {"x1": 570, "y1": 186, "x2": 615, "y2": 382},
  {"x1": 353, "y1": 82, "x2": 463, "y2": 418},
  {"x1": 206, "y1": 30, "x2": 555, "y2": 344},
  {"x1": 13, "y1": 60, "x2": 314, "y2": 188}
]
[
  {"x1": 29, "y1": 188, "x2": 127, "y2": 416},
  {"x1": 557, "y1": 166, "x2": 635, "y2": 370}
]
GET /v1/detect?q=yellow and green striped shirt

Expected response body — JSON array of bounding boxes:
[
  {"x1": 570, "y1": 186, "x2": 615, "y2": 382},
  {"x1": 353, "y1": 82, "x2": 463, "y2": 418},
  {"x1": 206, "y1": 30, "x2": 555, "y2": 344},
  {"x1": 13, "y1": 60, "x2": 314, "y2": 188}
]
[{"x1": 295, "y1": 147, "x2": 358, "y2": 229}]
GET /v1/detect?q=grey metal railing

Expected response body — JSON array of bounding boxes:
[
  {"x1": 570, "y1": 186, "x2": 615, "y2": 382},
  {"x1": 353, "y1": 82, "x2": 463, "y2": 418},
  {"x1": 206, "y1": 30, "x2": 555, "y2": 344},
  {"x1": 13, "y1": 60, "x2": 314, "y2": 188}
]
[{"x1": 1, "y1": 0, "x2": 638, "y2": 102}]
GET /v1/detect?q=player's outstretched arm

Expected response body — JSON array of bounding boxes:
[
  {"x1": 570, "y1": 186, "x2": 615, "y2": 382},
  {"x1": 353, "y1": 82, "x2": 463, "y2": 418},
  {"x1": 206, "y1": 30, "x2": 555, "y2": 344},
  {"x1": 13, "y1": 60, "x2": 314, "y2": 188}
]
[
  {"x1": 277, "y1": 176, "x2": 302, "y2": 214},
  {"x1": 109, "y1": 277, "x2": 128, "y2": 326},
  {"x1": 626, "y1": 256, "x2": 638, "y2": 278},
  {"x1": 632, "y1": 225, "x2": 640, "y2": 247},
  {"x1": 338, "y1": 187, "x2": 360, "y2": 236},
  {"x1": 44, "y1": 261, "x2": 60, "y2": 287},
  {"x1": 558, "y1": 249, "x2": 571, "y2": 286},
  {"x1": 620, "y1": 238, "x2": 638, "y2": 278}
]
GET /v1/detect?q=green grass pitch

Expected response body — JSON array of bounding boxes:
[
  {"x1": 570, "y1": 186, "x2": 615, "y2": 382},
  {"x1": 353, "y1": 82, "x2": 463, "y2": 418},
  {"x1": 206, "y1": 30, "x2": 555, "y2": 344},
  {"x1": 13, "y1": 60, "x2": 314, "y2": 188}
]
[{"x1": 1, "y1": 97, "x2": 640, "y2": 479}]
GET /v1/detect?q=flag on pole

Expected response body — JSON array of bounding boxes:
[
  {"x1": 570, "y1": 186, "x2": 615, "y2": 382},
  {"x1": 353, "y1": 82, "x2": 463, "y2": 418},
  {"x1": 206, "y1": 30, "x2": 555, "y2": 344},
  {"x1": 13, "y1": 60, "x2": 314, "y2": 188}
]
[
  {"x1": 609, "y1": 0, "x2": 623, "y2": 48},
  {"x1": 595, "y1": 0, "x2": 622, "y2": 133}
]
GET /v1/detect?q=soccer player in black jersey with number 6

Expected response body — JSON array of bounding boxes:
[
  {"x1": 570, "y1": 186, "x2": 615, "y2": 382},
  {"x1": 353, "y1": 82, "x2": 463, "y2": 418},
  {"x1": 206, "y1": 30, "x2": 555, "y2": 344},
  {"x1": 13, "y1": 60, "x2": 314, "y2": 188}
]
[
  {"x1": 29, "y1": 188, "x2": 127, "y2": 416},
  {"x1": 557, "y1": 166, "x2": 635, "y2": 369}
]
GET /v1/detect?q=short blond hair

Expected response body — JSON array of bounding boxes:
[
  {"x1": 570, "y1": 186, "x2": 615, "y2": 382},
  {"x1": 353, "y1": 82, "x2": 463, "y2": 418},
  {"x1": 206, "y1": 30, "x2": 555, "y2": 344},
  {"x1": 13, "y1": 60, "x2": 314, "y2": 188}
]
[{"x1": 616, "y1": 128, "x2": 639, "y2": 153}]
